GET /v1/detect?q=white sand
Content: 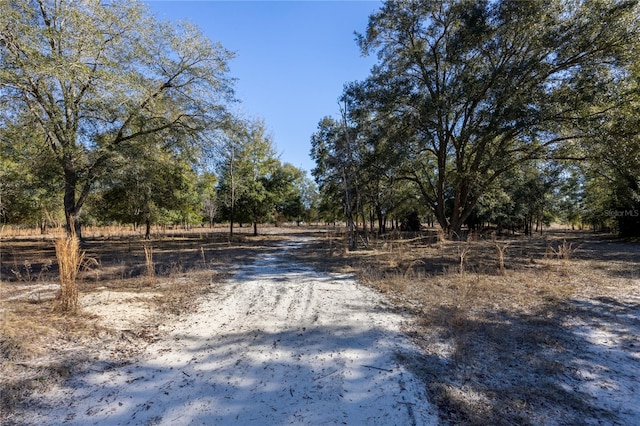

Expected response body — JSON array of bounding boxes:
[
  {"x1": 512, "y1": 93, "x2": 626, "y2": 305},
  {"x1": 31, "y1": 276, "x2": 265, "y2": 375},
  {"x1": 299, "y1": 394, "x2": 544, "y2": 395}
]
[{"x1": 27, "y1": 239, "x2": 438, "y2": 425}]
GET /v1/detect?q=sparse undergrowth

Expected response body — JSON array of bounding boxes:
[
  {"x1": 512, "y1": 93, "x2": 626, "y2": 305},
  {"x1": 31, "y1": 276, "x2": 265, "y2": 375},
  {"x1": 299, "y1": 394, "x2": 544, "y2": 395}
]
[{"x1": 288, "y1": 229, "x2": 640, "y2": 425}]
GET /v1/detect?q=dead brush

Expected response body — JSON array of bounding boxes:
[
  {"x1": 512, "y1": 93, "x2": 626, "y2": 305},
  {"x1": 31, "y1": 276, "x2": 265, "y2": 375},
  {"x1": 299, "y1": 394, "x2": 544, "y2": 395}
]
[
  {"x1": 326, "y1": 230, "x2": 336, "y2": 257},
  {"x1": 54, "y1": 233, "x2": 85, "y2": 313},
  {"x1": 548, "y1": 239, "x2": 578, "y2": 276},
  {"x1": 0, "y1": 310, "x2": 52, "y2": 360},
  {"x1": 144, "y1": 245, "x2": 155, "y2": 283},
  {"x1": 418, "y1": 272, "x2": 483, "y2": 365},
  {"x1": 404, "y1": 258, "x2": 425, "y2": 278},
  {"x1": 0, "y1": 303, "x2": 106, "y2": 415},
  {"x1": 495, "y1": 242, "x2": 510, "y2": 276},
  {"x1": 357, "y1": 258, "x2": 408, "y2": 294},
  {"x1": 154, "y1": 270, "x2": 212, "y2": 315},
  {"x1": 385, "y1": 270, "x2": 410, "y2": 294}
]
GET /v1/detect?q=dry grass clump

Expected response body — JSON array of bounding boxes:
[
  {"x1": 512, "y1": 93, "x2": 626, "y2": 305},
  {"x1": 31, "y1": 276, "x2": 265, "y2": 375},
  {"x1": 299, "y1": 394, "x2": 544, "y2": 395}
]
[
  {"x1": 546, "y1": 239, "x2": 579, "y2": 276},
  {"x1": 494, "y1": 242, "x2": 509, "y2": 275},
  {"x1": 54, "y1": 234, "x2": 85, "y2": 313}
]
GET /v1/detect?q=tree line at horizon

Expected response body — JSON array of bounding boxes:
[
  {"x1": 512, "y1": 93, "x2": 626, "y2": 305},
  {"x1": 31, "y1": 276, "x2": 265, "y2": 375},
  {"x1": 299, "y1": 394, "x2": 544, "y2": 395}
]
[
  {"x1": 311, "y1": 0, "x2": 640, "y2": 247},
  {"x1": 1, "y1": 0, "x2": 317, "y2": 238},
  {"x1": 2, "y1": 0, "x2": 639, "y2": 242}
]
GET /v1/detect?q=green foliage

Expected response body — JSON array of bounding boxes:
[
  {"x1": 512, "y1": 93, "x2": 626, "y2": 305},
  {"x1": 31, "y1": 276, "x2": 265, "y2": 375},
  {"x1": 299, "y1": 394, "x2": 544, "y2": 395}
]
[
  {"x1": 0, "y1": 122, "x2": 63, "y2": 228},
  {"x1": 219, "y1": 119, "x2": 274, "y2": 232},
  {"x1": 298, "y1": 172, "x2": 321, "y2": 224},
  {"x1": 0, "y1": 0, "x2": 235, "y2": 236},
  {"x1": 272, "y1": 163, "x2": 306, "y2": 224},
  {"x1": 216, "y1": 119, "x2": 308, "y2": 234},
  {"x1": 310, "y1": 116, "x2": 352, "y2": 220},
  {"x1": 91, "y1": 136, "x2": 201, "y2": 237},
  {"x1": 198, "y1": 173, "x2": 219, "y2": 227},
  {"x1": 311, "y1": 0, "x2": 640, "y2": 237},
  {"x1": 473, "y1": 162, "x2": 560, "y2": 234},
  {"x1": 310, "y1": 115, "x2": 363, "y2": 247},
  {"x1": 571, "y1": 35, "x2": 640, "y2": 236}
]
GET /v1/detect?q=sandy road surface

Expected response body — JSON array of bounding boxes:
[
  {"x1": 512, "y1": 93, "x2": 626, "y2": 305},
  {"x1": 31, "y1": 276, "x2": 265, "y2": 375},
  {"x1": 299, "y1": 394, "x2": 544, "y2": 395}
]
[{"x1": 27, "y1": 238, "x2": 437, "y2": 425}]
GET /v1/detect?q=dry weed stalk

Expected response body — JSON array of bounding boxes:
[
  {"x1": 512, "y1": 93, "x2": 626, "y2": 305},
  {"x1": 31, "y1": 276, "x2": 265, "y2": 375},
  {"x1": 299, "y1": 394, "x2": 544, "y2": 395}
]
[
  {"x1": 327, "y1": 230, "x2": 334, "y2": 257},
  {"x1": 144, "y1": 245, "x2": 155, "y2": 280},
  {"x1": 495, "y1": 242, "x2": 510, "y2": 275},
  {"x1": 395, "y1": 236, "x2": 405, "y2": 258},
  {"x1": 447, "y1": 274, "x2": 483, "y2": 365},
  {"x1": 458, "y1": 244, "x2": 471, "y2": 275},
  {"x1": 200, "y1": 246, "x2": 207, "y2": 266},
  {"x1": 555, "y1": 240, "x2": 576, "y2": 260},
  {"x1": 55, "y1": 233, "x2": 84, "y2": 313}
]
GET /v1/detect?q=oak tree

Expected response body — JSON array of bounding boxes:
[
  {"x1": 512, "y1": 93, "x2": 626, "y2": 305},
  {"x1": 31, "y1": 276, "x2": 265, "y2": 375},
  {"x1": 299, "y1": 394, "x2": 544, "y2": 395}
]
[
  {"x1": 353, "y1": 0, "x2": 639, "y2": 236},
  {"x1": 0, "y1": 0, "x2": 235, "y2": 237}
]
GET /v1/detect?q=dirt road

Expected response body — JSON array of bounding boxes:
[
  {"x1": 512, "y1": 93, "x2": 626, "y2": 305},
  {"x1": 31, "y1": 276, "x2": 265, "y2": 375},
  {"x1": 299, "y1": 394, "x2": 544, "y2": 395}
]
[{"x1": 28, "y1": 238, "x2": 437, "y2": 425}]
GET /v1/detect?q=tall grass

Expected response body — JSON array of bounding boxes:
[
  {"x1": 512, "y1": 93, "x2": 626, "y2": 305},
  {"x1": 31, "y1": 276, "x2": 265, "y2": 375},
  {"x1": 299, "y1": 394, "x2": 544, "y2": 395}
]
[{"x1": 55, "y1": 234, "x2": 85, "y2": 313}]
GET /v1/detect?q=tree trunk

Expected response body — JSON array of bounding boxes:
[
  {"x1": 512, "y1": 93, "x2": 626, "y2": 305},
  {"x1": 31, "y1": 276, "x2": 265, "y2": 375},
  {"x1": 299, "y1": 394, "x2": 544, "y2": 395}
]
[
  {"x1": 64, "y1": 173, "x2": 79, "y2": 238},
  {"x1": 62, "y1": 165, "x2": 92, "y2": 241},
  {"x1": 347, "y1": 218, "x2": 356, "y2": 251},
  {"x1": 229, "y1": 204, "x2": 235, "y2": 240},
  {"x1": 64, "y1": 211, "x2": 83, "y2": 240},
  {"x1": 369, "y1": 209, "x2": 375, "y2": 235},
  {"x1": 360, "y1": 206, "x2": 368, "y2": 246},
  {"x1": 377, "y1": 208, "x2": 386, "y2": 234},
  {"x1": 530, "y1": 216, "x2": 534, "y2": 237}
]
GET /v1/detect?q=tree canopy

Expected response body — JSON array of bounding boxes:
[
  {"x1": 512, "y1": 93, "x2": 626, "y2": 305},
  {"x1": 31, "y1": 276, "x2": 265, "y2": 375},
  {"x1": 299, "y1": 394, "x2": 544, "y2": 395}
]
[
  {"x1": 311, "y1": 0, "x2": 640, "y2": 238},
  {"x1": 0, "y1": 0, "x2": 235, "y2": 237},
  {"x1": 216, "y1": 118, "x2": 307, "y2": 236}
]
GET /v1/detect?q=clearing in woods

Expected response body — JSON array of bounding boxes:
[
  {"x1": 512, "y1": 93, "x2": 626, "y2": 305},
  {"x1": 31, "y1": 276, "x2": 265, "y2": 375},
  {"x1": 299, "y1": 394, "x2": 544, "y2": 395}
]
[{"x1": 2, "y1": 228, "x2": 639, "y2": 425}]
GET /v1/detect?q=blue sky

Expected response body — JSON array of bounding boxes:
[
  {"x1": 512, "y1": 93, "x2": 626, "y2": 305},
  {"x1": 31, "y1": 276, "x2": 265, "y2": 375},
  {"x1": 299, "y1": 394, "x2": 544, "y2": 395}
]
[{"x1": 145, "y1": 0, "x2": 382, "y2": 173}]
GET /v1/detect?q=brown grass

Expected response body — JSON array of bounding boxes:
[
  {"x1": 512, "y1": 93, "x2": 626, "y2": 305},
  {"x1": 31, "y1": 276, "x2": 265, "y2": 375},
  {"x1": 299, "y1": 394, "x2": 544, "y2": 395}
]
[
  {"x1": 548, "y1": 239, "x2": 579, "y2": 276},
  {"x1": 0, "y1": 299, "x2": 107, "y2": 414},
  {"x1": 54, "y1": 234, "x2": 84, "y2": 313},
  {"x1": 494, "y1": 241, "x2": 509, "y2": 275},
  {"x1": 287, "y1": 229, "x2": 640, "y2": 425}
]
